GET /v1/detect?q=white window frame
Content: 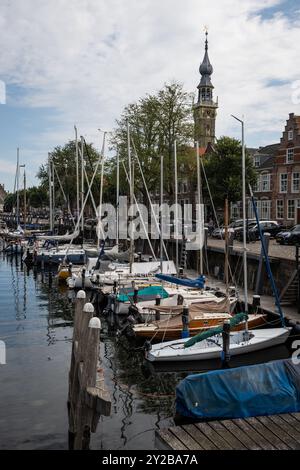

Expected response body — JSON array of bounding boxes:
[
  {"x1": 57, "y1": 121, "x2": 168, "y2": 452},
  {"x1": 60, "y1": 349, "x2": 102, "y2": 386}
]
[
  {"x1": 261, "y1": 173, "x2": 271, "y2": 192},
  {"x1": 276, "y1": 200, "x2": 284, "y2": 220},
  {"x1": 280, "y1": 173, "x2": 288, "y2": 193},
  {"x1": 260, "y1": 199, "x2": 271, "y2": 220},
  {"x1": 254, "y1": 156, "x2": 260, "y2": 168},
  {"x1": 286, "y1": 148, "x2": 294, "y2": 164},
  {"x1": 288, "y1": 130, "x2": 294, "y2": 141},
  {"x1": 287, "y1": 199, "x2": 295, "y2": 220},
  {"x1": 292, "y1": 172, "x2": 300, "y2": 193}
]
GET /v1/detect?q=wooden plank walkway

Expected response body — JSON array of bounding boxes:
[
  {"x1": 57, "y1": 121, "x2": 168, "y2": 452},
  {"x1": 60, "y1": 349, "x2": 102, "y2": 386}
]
[{"x1": 156, "y1": 413, "x2": 300, "y2": 450}]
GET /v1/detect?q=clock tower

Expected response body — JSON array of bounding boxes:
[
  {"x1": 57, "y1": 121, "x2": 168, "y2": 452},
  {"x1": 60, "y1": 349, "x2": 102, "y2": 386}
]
[{"x1": 193, "y1": 32, "x2": 218, "y2": 149}]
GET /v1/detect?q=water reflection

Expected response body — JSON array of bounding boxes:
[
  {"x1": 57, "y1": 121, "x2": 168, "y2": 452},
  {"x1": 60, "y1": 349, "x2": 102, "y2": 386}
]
[{"x1": 0, "y1": 253, "x2": 295, "y2": 450}]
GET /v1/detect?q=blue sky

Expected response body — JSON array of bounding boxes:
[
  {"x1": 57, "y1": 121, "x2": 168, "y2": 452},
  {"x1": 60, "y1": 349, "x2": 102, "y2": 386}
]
[{"x1": 0, "y1": 0, "x2": 300, "y2": 192}]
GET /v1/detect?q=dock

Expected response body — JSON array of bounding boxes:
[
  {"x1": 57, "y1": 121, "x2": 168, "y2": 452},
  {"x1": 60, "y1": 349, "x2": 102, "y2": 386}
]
[{"x1": 156, "y1": 413, "x2": 300, "y2": 450}]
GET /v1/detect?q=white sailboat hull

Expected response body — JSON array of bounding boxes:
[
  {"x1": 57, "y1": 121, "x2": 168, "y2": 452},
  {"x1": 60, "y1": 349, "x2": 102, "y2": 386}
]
[{"x1": 146, "y1": 328, "x2": 291, "y2": 362}]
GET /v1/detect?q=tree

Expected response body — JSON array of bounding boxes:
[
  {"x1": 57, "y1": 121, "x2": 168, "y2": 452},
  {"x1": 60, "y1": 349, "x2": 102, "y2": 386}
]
[
  {"x1": 203, "y1": 136, "x2": 257, "y2": 212},
  {"x1": 37, "y1": 140, "x2": 101, "y2": 212},
  {"x1": 109, "y1": 82, "x2": 195, "y2": 204}
]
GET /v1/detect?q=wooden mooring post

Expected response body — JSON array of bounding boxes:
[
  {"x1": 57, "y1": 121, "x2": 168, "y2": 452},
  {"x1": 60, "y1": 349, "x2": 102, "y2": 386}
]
[{"x1": 68, "y1": 290, "x2": 111, "y2": 450}]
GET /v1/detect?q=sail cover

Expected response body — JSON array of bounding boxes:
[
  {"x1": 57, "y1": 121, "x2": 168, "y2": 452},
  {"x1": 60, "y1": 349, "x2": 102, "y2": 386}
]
[
  {"x1": 155, "y1": 273, "x2": 205, "y2": 289},
  {"x1": 36, "y1": 229, "x2": 80, "y2": 241},
  {"x1": 176, "y1": 359, "x2": 300, "y2": 421}
]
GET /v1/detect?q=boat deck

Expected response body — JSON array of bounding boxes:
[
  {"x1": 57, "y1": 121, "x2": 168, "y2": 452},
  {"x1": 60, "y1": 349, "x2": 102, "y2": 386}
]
[{"x1": 156, "y1": 413, "x2": 300, "y2": 450}]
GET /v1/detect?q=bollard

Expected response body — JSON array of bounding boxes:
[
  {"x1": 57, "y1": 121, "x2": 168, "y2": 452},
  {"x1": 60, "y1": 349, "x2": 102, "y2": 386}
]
[
  {"x1": 78, "y1": 302, "x2": 95, "y2": 361},
  {"x1": 83, "y1": 316, "x2": 101, "y2": 388},
  {"x1": 138, "y1": 252, "x2": 142, "y2": 262},
  {"x1": 68, "y1": 263, "x2": 72, "y2": 276},
  {"x1": 73, "y1": 290, "x2": 87, "y2": 343},
  {"x1": 221, "y1": 319, "x2": 231, "y2": 368},
  {"x1": 179, "y1": 267, "x2": 184, "y2": 278},
  {"x1": 113, "y1": 280, "x2": 117, "y2": 294},
  {"x1": 149, "y1": 256, "x2": 153, "y2": 262},
  {"x1": 252, "y1": 295, "x2": 261, "y2": 310},
  {"x1": 181, "y1": 305, "x2": 190, "y2": 338},
  {"x1": 133, "y1": 287, "x2": 139, "y2": 304}
]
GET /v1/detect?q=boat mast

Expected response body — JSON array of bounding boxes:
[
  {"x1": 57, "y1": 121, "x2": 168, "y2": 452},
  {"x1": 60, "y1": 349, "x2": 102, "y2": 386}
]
[
  {"x1": 98, "y1": 132, "x2": 106, "y2": 247},
  {"x1": 127, "y1": 122, "x2": 134, "y2": 273},
  {"x1": 232, "y1": 115, "x2": 248, "y2": 331},
  {"x1": 174, "y1": 140, "x2": 179, "y2": 273},
  {"x1": 224, "y1": 197, "x2": 229, "y2": 295},
  {"x1": 52, "y1": 158, "x2": 55, "y2": 227},
  {"x1": 22, "y1": 165, "x2": 26, "y2": 232},
  {"x1": 116, "y1": 148, "x2": 120, "y2": 251},
  {"x1": 160, "y1": 154, "x2": 164, "y2": 273},
  {"x1": 16, "y1": 148, "x2": 20, "y2": 227},
  {"x1": 75, "y1": 126, "x2": 80, "y2": 224},
  {"x1": 80, "y1": 136, "x2": 85, "y2": 235},
  {"x1": 196, "y1": 141, "x2": 203, "y2": 275},
  {"x1": 48, "y1": 152, "x2": 53, "y2": 232}
]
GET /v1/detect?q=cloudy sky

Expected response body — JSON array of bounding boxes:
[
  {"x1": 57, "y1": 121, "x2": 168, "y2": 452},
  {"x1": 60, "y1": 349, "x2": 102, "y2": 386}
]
[{"x1": 0, "y1": 0, "x2": 300, "y2": 190}]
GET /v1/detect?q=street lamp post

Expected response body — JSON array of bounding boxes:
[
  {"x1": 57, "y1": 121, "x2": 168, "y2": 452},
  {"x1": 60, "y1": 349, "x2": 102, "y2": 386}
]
[{"x1": 231, "y1": 115, "x2": 248, "y2": 324}]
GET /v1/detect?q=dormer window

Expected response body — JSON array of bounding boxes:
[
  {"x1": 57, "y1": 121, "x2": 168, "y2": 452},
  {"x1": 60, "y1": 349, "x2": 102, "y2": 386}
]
[
  {"x1": 286, "y1": 148, "x2": 294, "y2": 164},
  {"x1": 254, "y1": 156, "x2": 260, "y2": 168},
  {"x1": 288, "y1": 130, "x2": 294, "y2": 141}
]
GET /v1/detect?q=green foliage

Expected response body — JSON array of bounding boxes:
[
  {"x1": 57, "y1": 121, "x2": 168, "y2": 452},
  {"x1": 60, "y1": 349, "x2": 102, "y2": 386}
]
[
  {"x1": 37, "y1": 140, "x2": 101, "y2": 210},
  {"x1": 109, "y1": 82, "x2": 195, "y2": 202},
  {"x1": 203, "y1": 136, "x2": 257, "y2": 209},
  {"x1": 4, "y1": 185, "x2": 48, "y2": 211}
]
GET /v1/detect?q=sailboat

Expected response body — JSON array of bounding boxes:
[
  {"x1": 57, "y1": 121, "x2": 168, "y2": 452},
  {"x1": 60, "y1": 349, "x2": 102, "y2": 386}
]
[{"x1": 145, "y1": 119, "x2": 290, "y2": 362}]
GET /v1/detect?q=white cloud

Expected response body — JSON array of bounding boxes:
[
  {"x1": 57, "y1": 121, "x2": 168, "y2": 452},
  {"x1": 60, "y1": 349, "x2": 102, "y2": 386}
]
[{"x1": 0, "y1": 0, "x2": 300, "y2": 187}]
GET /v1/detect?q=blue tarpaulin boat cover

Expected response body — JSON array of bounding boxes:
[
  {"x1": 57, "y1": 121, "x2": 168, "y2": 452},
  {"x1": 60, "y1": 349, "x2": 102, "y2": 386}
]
[
  {"x1": 155, "y1": 273, "x2": 206, "y2": 289},
  {"x1": 176, "y1": 359, "x2": 300, "y2": 420}
]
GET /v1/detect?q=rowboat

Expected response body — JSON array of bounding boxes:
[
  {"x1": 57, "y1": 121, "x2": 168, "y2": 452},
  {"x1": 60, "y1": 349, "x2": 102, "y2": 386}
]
[{"x1": 133, "y1": 299, "x2": 266, "y2": 341}]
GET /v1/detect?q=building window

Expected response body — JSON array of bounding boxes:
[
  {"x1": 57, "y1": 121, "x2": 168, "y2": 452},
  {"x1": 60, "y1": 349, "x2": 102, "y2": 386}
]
[
  {"x1": 280, "y1": 173, "x2": 288, "y2": 193},
  {"x1": 261, "y1": 173, "x2": 271, "y2": 192},
  {"x1": 254, "y1": 156, "x2": 260, "y2": 168},
  {"x1": 286, "y1": 148, "x2": 294, "y2": 163},
  {"x1": 276, "y1": 200, "x2": 284, "y2": 219},
  {"x1": 287, "y1": 200, "x2": 295, "y2": 220},
  {"x1": 260, "y1": 200, "x2": 271, "y2": 220},
  {"x1": 292, "y1": 173, "x2": 300, "y2": 192},
  {"x1": 288, "y1": 130, "x2": 294, "y2": 140}
]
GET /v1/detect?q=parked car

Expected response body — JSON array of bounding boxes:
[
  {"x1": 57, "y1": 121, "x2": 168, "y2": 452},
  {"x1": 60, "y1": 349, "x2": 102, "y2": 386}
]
[
  {"x1": 276, "y1": 224, "x2": 300, "y2": 245},
  {"x1": 211, "y1": 219, "x2": 254, "y2": 239},
  {"x1": 248, "y1": 221, "x2": 283, "y2": 241}
]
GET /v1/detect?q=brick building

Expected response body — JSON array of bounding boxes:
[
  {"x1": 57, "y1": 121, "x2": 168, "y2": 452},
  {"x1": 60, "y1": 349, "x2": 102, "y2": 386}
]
[
  {"x1": 272, "y1": 113, "x2": 300, "y2": 226},
  {"x1": 232, "y1": 114, "x2": 300, "y2": 226}
]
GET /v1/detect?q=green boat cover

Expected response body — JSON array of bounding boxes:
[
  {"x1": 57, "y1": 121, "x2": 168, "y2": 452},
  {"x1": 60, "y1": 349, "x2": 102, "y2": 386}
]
[
  {"x1": 117, "y1": 285, "x2": 169, "y2": 303},
  {"x1": 184, "y1": 312, "x2": 248, "y2": 348}
]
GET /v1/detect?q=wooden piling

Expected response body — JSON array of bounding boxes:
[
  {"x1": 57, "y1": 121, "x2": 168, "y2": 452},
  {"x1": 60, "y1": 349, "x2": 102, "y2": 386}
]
[
  {"x1": 222, "y1": 319, "x2": 231, "y2": 368},
  {"x1": 68, "y1": 292, "x2": 111, "y2": 450}
]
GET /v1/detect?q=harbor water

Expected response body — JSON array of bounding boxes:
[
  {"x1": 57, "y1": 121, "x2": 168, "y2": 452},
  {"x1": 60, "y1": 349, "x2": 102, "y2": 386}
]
[{"x1": 0, "y1": 254, "x2": 292, "y2": 450}]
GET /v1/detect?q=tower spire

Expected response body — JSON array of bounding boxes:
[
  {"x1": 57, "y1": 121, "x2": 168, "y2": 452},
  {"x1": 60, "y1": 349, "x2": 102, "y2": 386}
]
[
  {"x1": 193, "y1": 30, "x2": 218, "y2": 148},
  {"x1": 198, "y1": 31, "x2": 214, "y2": 98}
]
